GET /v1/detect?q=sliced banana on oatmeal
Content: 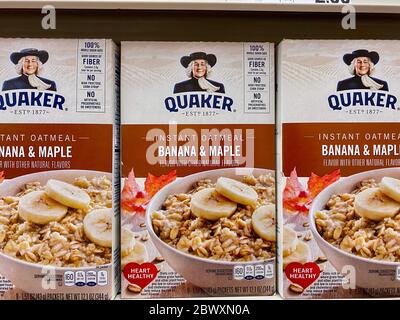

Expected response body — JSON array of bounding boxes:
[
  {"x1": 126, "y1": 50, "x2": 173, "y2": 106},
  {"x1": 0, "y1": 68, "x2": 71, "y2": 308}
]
[
  {"x1": 251, "y1": 204, "x2": 276, "y2": 241},
  {"x1": 83, "y1": 208, "x2": 113, "y2": 247},
  {"x1": 121, "y1": 242, "x2": 148, "y2": 270},
  {"x1": 380, "y1": 177, "x2": 400, "y2": 203},
  {"x1": 354, "y1": 187, "x2": 400, "y2": 221},
  {"x1": 283, "y1": 226, "x2": 299, "y2": 257},
  {"x1": 215, "y1": 177, "x2": 258, "y2": 207},
  {"x1": 283, "y1": 241, "x2": 311, "y2": 269},
  {"x1": 121, "y1": 227, "x2": 136, "y2": 257},
  {"x1": 18, "y1": 190, "x2": 68, "y2": 225},
  {"x1": 46, "y1": 179, "x2": 91, "y2": 209},
  {"x1": 190, "y1": 188, "x2": 237, "y2": 221}
]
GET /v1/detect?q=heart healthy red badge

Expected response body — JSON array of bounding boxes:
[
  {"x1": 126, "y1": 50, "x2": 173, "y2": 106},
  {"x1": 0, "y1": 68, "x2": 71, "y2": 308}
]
[
  {"x1": 123, "y1": 262, "x2": 159, "y2": 289},
  {"x1": 285, "y1": 262, "x2": 321, "y2": 290}
]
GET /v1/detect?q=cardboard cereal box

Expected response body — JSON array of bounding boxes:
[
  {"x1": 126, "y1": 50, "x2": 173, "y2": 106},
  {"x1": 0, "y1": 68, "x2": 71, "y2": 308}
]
[
  {"x1": 0, "y1": 38, "x2": 120, "y2": 300},
  {"x1": 278, "y1": 40, "x2": 400, "y2": 299},
  {"x1": 121, "y1": 42, "x2": 276, "y2": 298}
]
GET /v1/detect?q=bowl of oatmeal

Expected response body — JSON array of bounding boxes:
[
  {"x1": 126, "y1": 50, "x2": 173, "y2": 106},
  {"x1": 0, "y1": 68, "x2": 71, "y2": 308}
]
[
  {"x1": 0, "y1": 170, "x2": 114, "y2": 295},
  {"x1": 146, "y1": 168, "x2": 276, "y2": 292},
  {"x1": 309, "y1": 168, "x2": 400, "y2": 294}
]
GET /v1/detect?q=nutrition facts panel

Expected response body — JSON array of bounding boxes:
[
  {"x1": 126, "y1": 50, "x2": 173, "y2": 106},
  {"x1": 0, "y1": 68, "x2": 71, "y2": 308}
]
[
  {"x1": 64, "y1": 270, "x2": 108, "y2": 287},
  {"x1": 234, "y1": 263, "x2": 274, "y2": 280}
]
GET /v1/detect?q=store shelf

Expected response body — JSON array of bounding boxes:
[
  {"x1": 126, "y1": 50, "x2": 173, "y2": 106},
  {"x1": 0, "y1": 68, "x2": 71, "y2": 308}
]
[
  {"x1": 114, "y1": 294, "x2": 283, "y2": 300},
  {"x1": 0, "y1": 0, "x2": 400, "y2": 13},
  {"x1": 0, "y1": 8, "x2": 399, "y2": 43}
]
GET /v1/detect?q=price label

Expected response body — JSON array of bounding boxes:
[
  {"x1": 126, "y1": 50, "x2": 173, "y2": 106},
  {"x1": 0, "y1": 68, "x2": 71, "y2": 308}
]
[
  {"x1": 314, "y1": 0, "x2": 351, "y2": 3},
  {"x1": 280, "y1": 0, "x2": 351, "y2": 3}
]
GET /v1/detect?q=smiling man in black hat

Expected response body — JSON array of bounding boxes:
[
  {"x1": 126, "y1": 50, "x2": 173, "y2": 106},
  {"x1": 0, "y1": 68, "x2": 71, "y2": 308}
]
[
  {"x1": 337, "y1": 49, "x2": 388, "y2": 92},
  {"x1": 2, "y1": 48, "x2": 57, "y2": 91},
  {"x1": 173, "y1": 52, "x2": 225, "y2": 94}
]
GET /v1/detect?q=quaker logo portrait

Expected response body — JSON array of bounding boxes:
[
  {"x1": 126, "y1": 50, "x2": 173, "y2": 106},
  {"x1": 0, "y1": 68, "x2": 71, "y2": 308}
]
[
  {"x1": 164, "y1": 51, "x2": 234, "y2": 114},
  {"x1": 327, "y1": 49, "x2": 398, "y2": 112},
  {"x1": 2, "y1": 48, "x2": 57, "y2": 92},
  {"x1": 0, "y1": 48, "x2": 66, "y2": 112},
  {"x1": 173, "y1": 51, "x2": 225, "y2": 94},
  {"x1": 337, "y1": 49, "x2": 388, "y2": 92}
]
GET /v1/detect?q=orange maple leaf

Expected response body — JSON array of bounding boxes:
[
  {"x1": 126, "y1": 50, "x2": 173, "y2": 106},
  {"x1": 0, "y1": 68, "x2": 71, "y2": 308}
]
[
  {"x1": 144, "y1": 171, "x2": 177, "y2": 198},
  {"x1": 283, "y1": 168, "x2": 340, "y2": 214},
  {"x1": 307, "y1": 169, "x2": 340, "y2": 199},
  {"x1": 121, "y1": 169, "x2": 177, "y2": 214}
]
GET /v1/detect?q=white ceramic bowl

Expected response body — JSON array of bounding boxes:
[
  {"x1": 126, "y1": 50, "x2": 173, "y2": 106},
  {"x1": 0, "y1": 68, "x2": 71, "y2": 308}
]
[
  {"x1": 0, "y1": 170, "x2": 113, "y2": 295},
  {"x1": 309, "y1": 168, "x2": 400, "y2": 295},
  {"x1": 146, "y1": 168, "x2": 276, "y2": 295}
]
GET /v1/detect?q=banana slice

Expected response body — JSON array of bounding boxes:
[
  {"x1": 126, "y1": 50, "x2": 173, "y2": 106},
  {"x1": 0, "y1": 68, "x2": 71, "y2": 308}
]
[
  {"x1": 215, "y1": 177, "x2": 258, "y2": 207},
  {"x1": 283, "y1": 226, "x2": 299, "y2": 257},
  {"x1": 252, "y1": 204, "x2": 276, "y2": 241},
  {"x1": 190, "y1": 188, "x2": 237, "y2": 221},
  {"x1": 354, "y1": 187, "x2": 400, "y2": 221},
  {"x1": 380, "y1": 177, "x2": 400, "y2": 203},
  {"x1": 283, "y1": 241, "x2": 311, "y2": 269},
  {"x1": 121, "y1": 227, "x2": 136, "y2": 258},
  {"x1": 18, "y1": 190, "x2": 68, "y2": 225},
  {"x1": 83, "y1": 208, "x2": 113, "y2": 247},
  {"x1": 121, "y1": 242, "x2": 148, "y2": 270},
  {"x1": 46, "y1": 179, "x2": 91, "y2": 209}
]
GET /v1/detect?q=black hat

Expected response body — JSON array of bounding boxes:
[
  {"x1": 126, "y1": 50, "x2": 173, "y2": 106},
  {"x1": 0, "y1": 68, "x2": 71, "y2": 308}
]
[
  {"x1": 180, "y1": 52, "x2": 217, "y2": 68},
  {"x1": 10, "y1": 48, "x2": 49, "y2": 65},
  {"x1": 343, "y1": 49, "x2": 379, "y2": 66}
]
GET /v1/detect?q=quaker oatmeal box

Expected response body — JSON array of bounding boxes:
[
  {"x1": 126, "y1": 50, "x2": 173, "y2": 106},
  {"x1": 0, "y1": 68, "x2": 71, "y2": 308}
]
[
  {"x1": 121, "y1": 41, "x2": 275, "y2": 298},
  {"x1": 0, "y1": 39, "x2": 120, "y2": 300},
  {"x1": 277, "y1": 40, "x2": 400, "y2": 299}
]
